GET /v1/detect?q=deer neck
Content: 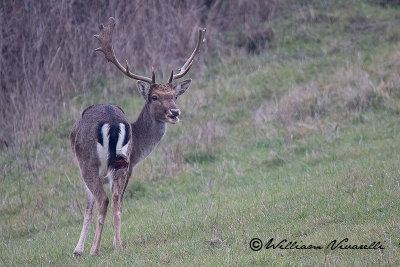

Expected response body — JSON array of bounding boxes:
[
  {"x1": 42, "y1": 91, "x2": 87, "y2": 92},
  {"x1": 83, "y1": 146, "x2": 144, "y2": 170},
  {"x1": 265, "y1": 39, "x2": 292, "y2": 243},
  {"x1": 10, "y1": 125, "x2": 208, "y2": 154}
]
[{"x1": 130, "y1": 103, "x2": 166, "y2": 165}]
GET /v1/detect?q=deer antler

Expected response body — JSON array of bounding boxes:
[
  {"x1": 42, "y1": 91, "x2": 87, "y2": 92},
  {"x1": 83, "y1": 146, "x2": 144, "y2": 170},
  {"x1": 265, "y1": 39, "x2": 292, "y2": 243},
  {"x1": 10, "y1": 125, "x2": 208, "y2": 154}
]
[
  {"x1": 167, "y1": 28, "x2": 206, "y2": 83},
  {"x1": 94, "y1": 17, "x2": 153, "y2": 84}
]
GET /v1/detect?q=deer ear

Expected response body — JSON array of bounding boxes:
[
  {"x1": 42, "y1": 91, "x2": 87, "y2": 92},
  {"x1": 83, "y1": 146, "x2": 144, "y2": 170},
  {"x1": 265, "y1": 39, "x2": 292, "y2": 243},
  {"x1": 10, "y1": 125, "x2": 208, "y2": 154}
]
[
  {"x1": 137, "y1": 81, "x2": 150, "y2": 100},
  {"x1": 174, "y1": 79, "x2": 192, "y2": 96}
]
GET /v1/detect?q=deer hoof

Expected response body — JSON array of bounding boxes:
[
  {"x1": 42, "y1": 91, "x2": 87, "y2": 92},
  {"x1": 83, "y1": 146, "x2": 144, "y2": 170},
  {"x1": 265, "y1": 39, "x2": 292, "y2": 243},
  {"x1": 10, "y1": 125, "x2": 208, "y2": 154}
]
[
  {"x1": 113, "y1": 236, "x2": 122, "y2": 250},
  {"x1": 73, "y1": 250, "x2": 82, "y2": 258}
]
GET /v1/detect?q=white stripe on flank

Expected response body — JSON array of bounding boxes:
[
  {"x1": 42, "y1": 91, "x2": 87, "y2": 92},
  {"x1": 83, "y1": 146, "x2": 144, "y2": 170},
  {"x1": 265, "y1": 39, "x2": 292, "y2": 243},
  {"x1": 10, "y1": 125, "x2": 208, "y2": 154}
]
[
  {"x1": 96, "y1": 123, "x2": 110, "y2": 177},
  {"x1": 116, "y1": 123, "x2": 129, "y2": 157}
]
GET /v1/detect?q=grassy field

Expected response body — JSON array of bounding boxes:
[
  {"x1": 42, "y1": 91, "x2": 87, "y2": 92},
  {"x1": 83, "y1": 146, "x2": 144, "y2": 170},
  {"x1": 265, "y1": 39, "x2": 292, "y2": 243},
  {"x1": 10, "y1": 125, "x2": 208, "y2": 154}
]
[{"x1": 1, "y1": 0, "x2": 400, "y2": 265}]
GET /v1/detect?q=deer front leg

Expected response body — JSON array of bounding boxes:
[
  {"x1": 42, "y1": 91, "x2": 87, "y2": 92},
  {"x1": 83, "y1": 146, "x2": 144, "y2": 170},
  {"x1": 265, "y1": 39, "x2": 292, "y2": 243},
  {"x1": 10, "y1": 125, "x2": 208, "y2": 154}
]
[
  {"x1": 111, "y1": 169, "x2": 128, "y2": 251},
  {"x1": 90, "y1": 190, "x2": 109, "y2": 256}
]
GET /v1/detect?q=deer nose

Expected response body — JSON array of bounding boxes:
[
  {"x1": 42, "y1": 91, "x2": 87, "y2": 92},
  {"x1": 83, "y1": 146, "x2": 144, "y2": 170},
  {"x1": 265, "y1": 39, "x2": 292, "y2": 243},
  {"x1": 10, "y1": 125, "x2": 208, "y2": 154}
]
[{"x1": 170, "y1": 108, "x2": 180, "y2": 116}]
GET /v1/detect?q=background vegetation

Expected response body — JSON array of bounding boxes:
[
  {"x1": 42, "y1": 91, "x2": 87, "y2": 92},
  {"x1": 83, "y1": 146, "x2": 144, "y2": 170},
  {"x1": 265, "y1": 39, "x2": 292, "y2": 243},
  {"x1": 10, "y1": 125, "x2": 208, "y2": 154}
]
[
  {"x1": 1, "y1": 0, "x2": 400, "y2": 265},
  {"x1": 0, "y1": 0, "x2": 277, "y2": 140}
]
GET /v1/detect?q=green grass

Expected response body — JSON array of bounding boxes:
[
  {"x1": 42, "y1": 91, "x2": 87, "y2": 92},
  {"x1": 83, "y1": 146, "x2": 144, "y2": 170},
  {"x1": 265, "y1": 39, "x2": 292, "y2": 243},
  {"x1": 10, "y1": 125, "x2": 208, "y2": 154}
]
[
  {"x1": 1, "y1": 111, "x2": 400, "y2": 266},
  {"x1": 1, "y1": 0, "x2": 400, "y2": 265}
]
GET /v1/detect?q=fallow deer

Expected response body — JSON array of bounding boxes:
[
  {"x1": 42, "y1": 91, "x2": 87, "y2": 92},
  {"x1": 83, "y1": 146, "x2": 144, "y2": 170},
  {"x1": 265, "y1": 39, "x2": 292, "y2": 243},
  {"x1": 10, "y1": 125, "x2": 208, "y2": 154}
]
[{"x1": 70, "y1": 17, "x2": 205, "y2": 256}]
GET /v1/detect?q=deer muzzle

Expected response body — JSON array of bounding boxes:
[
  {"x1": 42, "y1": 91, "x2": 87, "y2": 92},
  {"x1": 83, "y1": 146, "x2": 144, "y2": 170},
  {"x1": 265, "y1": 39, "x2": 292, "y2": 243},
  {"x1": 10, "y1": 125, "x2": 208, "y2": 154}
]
[
  {"x1": 170, "y1": 109, "x2": 181, "y2": 117},
  {"x1": 167, "y1": 108, "x2": 180, "y2": 124}
]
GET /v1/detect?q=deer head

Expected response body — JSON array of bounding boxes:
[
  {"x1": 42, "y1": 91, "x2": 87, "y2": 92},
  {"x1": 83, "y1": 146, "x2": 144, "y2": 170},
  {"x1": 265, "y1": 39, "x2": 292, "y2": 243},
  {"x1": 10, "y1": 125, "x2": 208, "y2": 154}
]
[{"x1": 94, "y1": 17, "x2": 206, "y2": 124}]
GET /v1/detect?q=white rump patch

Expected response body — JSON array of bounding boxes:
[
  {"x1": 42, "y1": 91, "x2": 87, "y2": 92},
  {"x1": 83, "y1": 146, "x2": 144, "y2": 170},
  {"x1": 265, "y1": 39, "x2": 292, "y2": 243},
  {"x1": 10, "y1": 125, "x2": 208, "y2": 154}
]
[
  {"x1": 116, "y1": 123, "x2": 129, "y2": 157},
  {"x1": 97, "y1": 123, "x2": 110, "y2": 177}
]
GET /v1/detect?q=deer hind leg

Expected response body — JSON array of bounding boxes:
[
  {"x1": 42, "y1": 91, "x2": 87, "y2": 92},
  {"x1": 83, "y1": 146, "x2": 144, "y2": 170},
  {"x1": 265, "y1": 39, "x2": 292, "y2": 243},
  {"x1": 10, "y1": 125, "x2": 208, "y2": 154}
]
[
  {"x1": 73, "y1": 186, "x2": 95, "y2": 257},
  {"x1": 111, "y1": 168, "x2": 129, "y2": 251},
  {"x1": 88, "y1": 184, "x2": 109, "y2": 256}
]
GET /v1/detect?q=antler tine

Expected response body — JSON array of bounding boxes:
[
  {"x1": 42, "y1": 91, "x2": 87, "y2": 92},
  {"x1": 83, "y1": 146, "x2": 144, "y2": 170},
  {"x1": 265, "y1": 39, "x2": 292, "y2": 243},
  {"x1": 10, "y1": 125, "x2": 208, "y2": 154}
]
[
  {"x1": 151, "y1": 67, "x2": 155, "y2": 84},
  {"x1": 94, "y1": 17, "x2": 153, "y2": 84},
  {"x1": 168, "y1": 28, "x2": 206, "y2": 82},
  {"x1": 167, "y1": 70, "x2": 174, "y2": 83}
]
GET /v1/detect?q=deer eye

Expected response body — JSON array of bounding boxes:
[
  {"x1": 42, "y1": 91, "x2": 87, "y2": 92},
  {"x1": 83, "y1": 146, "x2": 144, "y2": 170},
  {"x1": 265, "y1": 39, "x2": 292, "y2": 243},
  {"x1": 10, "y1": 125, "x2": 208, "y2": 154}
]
[{"x1": 151, "y1": 95, "x2": 158, "y2": 101}]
